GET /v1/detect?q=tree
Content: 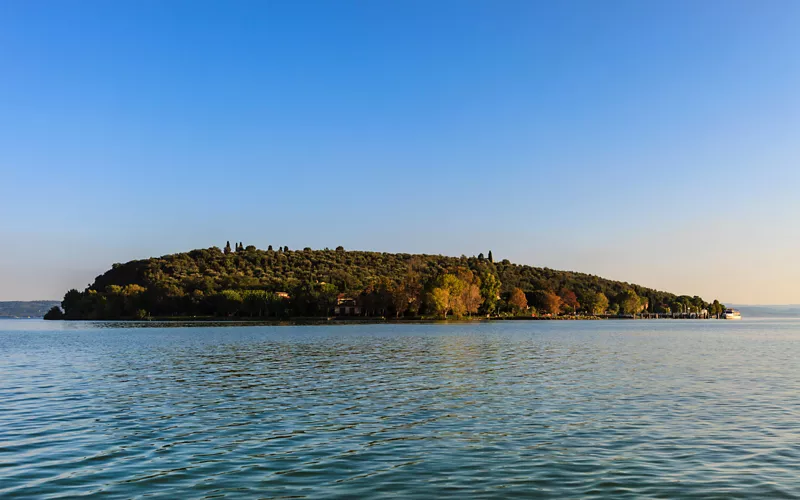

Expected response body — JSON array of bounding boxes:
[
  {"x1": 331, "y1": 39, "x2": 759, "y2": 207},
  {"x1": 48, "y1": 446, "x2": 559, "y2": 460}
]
[
  {"x1": 224, "y1": 241, "x2": 232, "y2": 255},
  {"x1": 478, "y1": 253, "x2": 485, "y2": 261},
  {"x1": 479, "y1": 273, "x2": 501, "y2": 315},
  {"x1": 430, "y1": 287, "x2": 451, "y2": 318},
  {"x1": 43, "y1": 306, "x2": 63, "y2": 320},
  {"x1": 559, "y1": 288, "x2": 580, "y2": 314},
  {"x1": 268, "y1": 245, "x2": 273, "y2": 251},
  {"x1": 588, "y1": 292, "x2": 609, "y2": 315},
  {"x1": 619, "y1": 289, "x2": 642, "y2": 317},
  {"x1": 542, "y1": 291, "x2": 562, "y2": 316},
  {"x1": 454, "y1": 269, "x2": 483, "y2": 316},
  {"x1": 710, "y1": 299, "x2": 724, "y2": 318},
  {"x1": 391, "y1": 284, "x2": 410, "y2": 318},
  {"x1": 488, "y1": 250, "x2": 494, "y2": 263},
  {"x1": 463, "y1": 283, "x2": 483, "y2": 316},
  {"x1": 509, "y1": 287, "x2": 528, "y2": 314},
  {"x1": 336, "y1": 246, "x2": 344, "y2": 252},
  {"x1": 401, "y1": 267, "x2": 423, "y2": 316},
  {"x1": 215, "y1": 290, "x2": 243, "y2": 316},
  {"x1": 441, "y1": 273, "x2": 467, "y2": 317},
  {"x1": 242, "y1": 290, "x2": 271, "y2": 317}
]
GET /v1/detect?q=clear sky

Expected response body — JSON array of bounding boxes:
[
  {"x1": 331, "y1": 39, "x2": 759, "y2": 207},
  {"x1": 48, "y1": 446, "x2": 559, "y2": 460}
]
[{"x1": 1, "y1": 0, "x2": 799, "y2": 304}]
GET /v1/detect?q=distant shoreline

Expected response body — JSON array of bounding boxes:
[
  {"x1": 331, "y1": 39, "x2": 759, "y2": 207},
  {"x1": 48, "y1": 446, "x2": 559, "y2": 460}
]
[{"x1": 42, "y1": 314, "x2": 727, "y2": 324}]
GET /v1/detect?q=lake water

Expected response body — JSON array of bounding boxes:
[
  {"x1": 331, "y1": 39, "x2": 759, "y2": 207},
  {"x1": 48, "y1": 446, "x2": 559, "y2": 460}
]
[{"x1": 1, "y1": 319, "x2": 799, "y2": 498}]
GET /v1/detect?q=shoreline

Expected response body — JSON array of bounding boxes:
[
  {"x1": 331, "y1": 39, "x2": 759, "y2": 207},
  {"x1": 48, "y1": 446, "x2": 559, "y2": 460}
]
[{"x1": 45, "y1": 314, "x2": 725, "y2": 325}]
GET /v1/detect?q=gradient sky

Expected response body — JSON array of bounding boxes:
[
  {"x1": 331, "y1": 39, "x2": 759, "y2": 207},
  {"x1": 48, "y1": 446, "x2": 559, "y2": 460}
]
[{"x1": 1, "y1": 0, "x2": 799, "y2": 304}]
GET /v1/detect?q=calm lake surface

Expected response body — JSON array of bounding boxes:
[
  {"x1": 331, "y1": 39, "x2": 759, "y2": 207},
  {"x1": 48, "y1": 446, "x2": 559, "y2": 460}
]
[{"x1": 1, "y1": 319, "x2": 799, "y2": 499}]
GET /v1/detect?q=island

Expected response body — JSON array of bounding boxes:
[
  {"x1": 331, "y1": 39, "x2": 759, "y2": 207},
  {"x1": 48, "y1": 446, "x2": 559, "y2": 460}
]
[{"x1": 47, "y1": 243, "x2": 726, "y2": 321}]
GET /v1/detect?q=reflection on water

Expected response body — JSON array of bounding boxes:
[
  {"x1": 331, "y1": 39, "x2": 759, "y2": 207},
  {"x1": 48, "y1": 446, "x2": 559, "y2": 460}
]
[{"x1": 1, "y1": 320, "x2": 799, "y2": 498}]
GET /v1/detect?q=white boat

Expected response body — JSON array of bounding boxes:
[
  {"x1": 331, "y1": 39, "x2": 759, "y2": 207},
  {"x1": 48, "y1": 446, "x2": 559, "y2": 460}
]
[{"x1": 723, "y1": 308, "x2": 742, "y2": 320}]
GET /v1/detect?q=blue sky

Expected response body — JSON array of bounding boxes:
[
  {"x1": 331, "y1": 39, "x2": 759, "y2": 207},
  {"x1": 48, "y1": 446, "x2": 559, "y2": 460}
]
[{"x1": 1, "y1": 0, "x2": 799, "y2": 303}]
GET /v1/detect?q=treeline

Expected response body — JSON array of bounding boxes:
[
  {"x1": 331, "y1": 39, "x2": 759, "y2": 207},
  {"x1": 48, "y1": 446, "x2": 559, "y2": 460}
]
[
  {"x1": 49, "y1": 243, "x2": 724, "y2": 320},
  {"x1": 1, "y1": 301, "x2": 60, "y2": 318}
]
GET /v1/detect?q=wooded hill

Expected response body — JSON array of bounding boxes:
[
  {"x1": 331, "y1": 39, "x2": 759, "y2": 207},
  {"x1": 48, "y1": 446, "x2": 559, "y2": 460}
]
[
  {"x1": 53, "y1": 243, "x2": 721, "y2": 320},
  {"x1": 0, "y1": 301, "x2": 60, "y2": 318}
]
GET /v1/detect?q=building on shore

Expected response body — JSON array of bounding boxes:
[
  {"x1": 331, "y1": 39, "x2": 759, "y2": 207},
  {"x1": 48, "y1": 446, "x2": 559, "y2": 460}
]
[{"x1": 334, "y1": 295, "x2": 361, "y2": 316}]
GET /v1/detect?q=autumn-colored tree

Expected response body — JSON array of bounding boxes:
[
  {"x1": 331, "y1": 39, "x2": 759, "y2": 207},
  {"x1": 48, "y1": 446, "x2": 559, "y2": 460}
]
[
  {"x1": 559, "y1": 288, "x2": 580, "y2": 314},
  {"x1": 542, "y1": 291, "x2": 562, "y2": 316},
  {"x1": 509, "y1": 287, "x2": 528, "y2": 314},
  {"x1": 455, "y1": 268, "x2": 483, "y2": 316},
  {"x1": 403, "y1": 268, "x2": 423, "y2": 316},
  {"x1": 463, "y1": 284, "x2": 483, "y2": 316},
  {"x1": 430, "y1": 287, "x2": 451, "y2": 318}
]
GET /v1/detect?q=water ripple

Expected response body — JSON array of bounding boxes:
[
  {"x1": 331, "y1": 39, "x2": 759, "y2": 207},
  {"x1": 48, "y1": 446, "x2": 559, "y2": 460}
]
[{"x1": 1, "y1": 320, "x2": 799, "y2": 498}]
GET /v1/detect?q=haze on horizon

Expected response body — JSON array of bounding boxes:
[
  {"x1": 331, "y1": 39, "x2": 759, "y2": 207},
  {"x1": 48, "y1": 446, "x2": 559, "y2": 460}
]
[{"x1": 1, "y1": 1, "x2": 799, "y2": 305}]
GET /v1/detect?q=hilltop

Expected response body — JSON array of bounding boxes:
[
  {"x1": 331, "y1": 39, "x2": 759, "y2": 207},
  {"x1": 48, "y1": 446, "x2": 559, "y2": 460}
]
[{"x1": 54, "y1": 243, "x2": 722, "y2": 320}]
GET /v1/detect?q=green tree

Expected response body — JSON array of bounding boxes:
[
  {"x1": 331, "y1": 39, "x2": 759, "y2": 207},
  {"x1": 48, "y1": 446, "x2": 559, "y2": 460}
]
[
  {"x1": 619, "y1": 289, "x2": 642, "y2": 317},
  {"x1": 487, "y1": 250, "x2": 493, "y2": 263},
  {"x1": 479, "y1": 273, "x2": 501, "y2": 315},
  {"x1": 710, "y1": 299, "x2": 724, "y2": 318},
  {"x1": 216, "y1": 290, "x2": 243, "y2": 316},
  {"x1": 592, "y1": 292, "x2": 609, "y2": 315},
  {"x1": 242, "y1": 290, "x2": 271, "y2": 316},
  {"x1": 43, "y1": 306, "x2": 63, "y2": 320}
]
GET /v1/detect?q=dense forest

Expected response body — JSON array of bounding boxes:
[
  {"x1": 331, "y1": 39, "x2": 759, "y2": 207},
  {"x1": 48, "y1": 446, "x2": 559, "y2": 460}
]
[{"x1": 49, "y1": 243, "x2": 725, "y2": 320}]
